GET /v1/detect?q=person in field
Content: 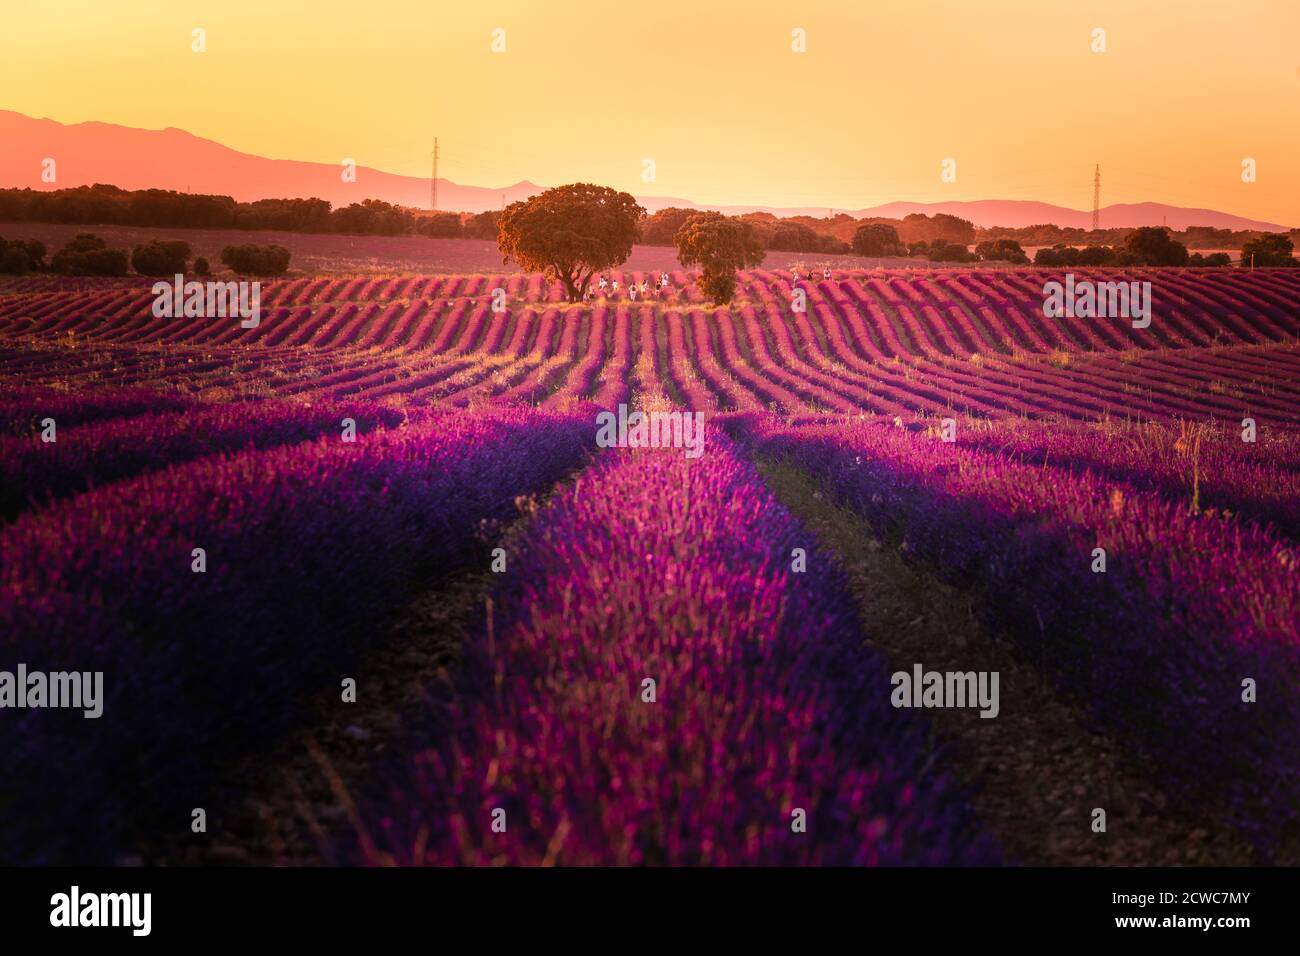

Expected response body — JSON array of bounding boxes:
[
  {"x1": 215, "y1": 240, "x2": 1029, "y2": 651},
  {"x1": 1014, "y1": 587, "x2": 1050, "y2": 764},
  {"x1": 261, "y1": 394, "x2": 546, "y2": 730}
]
[
  {"x1": 599, "y1": 275, "x2": 608, "y2": 292},
  {"x1": 629, "y1": 285, "x2": 637, "y2": 301}
]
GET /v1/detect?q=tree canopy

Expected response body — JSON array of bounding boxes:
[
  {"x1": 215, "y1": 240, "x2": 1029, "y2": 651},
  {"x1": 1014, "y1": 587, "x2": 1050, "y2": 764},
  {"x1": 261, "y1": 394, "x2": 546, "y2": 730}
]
[
  {"x1": 1240, "y1": 233, "x2": 1296, "y2": 267},
  {"x1": 674, "y1": 212, "x2": 766, "y2": 305},
  {"x1": 852, "y1": 222, "x2": 904, "y2": 257},
  {"x1": 498, "y1": 184, "x2": 645, "y2": 300},
  {"x1": 1122, "y1": 226, "x2": 1190, "y2": 266}
]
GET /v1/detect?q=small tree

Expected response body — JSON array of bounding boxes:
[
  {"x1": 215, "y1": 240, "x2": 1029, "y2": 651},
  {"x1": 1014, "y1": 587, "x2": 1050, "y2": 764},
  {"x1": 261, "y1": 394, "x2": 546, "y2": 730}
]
[
  {"x1": 928, "y1": 242, "x2": 975, "y2": 263},
  {"x1": 220, "y1": 244, "x2": 291, "y2": 275},
  {"x1": 640, "y1": 207, "x2": 698, "y2": 246},
  {"x1": 0, "y1": 237, "x2": 45, "y2": 274},
  {"x1": 674, "y1": 212, "x2": 766, "y2": 305},
  {"x1": 498, "y1": 184, "x2": 645, "y2": 301},
  {"x1": 131, "y1": 240, "x2": 191, "y2": 276},
  {"x1": 1076, "y1": 245, "x2": 1118, "y2": 266},
  {"x1": 975, "y1": 238, "x2": 1029, "y2": 263},
  {"x1": 417, "y1": 212, "x2": 463, "y2": 238},
  {"x1": 1239, "y1": 233, "x2": 1296, "y2": 268},
  {"x1": 50, "y1": 234, "x2": 128, "y2": 276},
  {"x1": 463, "y1": 210, "x2": 500, "y2": 240},
  {"x1": 0, "y1": 246, "x2": 30, "y2": 275},
  {"x1": 1122, "y1": 226, "x2": 1189, "y2": 266},
  {"x1": 852, "y1": 223, "x2": 903, "y2": 257}
]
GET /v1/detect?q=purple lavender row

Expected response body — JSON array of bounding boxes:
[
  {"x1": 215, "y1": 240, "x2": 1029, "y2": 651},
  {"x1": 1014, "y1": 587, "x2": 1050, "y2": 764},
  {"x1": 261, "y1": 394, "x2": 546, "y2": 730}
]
[
  {"x1": 953, "y1": 418, "x2": 1300, "y2": 540},
  {"x1": 0, "y1": 400, "x2": 410, "y2": 520},
  {"x1": 352, "y1": 433, "x2": 996, "y2": 865},
  {"x1": 0, "y1": 386, "x2": 197, "y2": 435},
  {"x1": 0, "y1": 408, "x2": 595, "y2": 864},
  {"x1": 753, "y1": 419, "x2": 1300, "y2": 854}
]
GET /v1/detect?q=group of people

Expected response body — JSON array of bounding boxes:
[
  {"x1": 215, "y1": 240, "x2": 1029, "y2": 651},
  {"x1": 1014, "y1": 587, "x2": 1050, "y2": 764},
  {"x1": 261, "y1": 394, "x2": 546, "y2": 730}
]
[
  {"x1": 584, "y1": 272, "x2": 673, "y2": 302},
  {"x1": 792, "y1": 266, "x2": 835, "y2": 282}
]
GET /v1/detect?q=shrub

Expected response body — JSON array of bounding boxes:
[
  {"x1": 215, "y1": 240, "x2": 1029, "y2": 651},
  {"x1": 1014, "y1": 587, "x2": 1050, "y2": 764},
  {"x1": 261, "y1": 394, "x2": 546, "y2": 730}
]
[
  {"x1": 928, "y1": 241, "x2": 975, "y2": 263},
  {"x1": 220, "y1": 244, "x2": 291, "y2": 276},
  {"x1": 853, "y1": 223, "x2": 905, "y2": 257},
  {"x1": 0, "y1": 247, "x2": 30, "y2": 275},
  {"x1": 1239, "y1": 234, "x2": 1296, "y2": 268},
  {"x1": 640, "y1": 207, "x2": 697, "y2": 246},
  {"x1": 130, "y1": 240, "x2": 191, "y2": 276},
  {"x1": 416, "y1": 212, "x2": 463, "y2": 239},
  {"x1": 0, "y1": 238, "x2": 46, "y2": 274},
  {"x1": 1075, "y1": 245, "x2": 1119, "y2": 267},
  {"x1": 193, "y1": 256, "x2": 211, "y2": 276},
  {"x1": 50, "y1": 234, "x2": 129, "y2": 276},
  {"x1": 1122, "y1": 226, "x2": 1189, "y2": 266},
  {"x1": 462, "y1": 210, "x2": 500, "y2": 241},
  {"x1": 974, "y1": 238, "x2": 1029, "y2": 264}
]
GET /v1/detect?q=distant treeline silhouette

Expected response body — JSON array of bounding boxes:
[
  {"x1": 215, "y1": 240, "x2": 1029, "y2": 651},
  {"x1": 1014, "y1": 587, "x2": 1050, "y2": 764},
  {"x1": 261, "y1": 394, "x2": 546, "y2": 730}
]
[
  {"x1": 2, "y1": 184, "x2": 1295, "y2": 260},
  {"x1": 0, "y1": 184, "x2": 502, "y2": 239}
]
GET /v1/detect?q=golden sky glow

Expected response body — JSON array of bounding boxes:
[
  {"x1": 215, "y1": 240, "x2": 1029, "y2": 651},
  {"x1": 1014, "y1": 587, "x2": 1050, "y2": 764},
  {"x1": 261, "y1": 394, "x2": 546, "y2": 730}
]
[{"x1": 3, "y1": 0, "x2": 1298, "y2": 221}]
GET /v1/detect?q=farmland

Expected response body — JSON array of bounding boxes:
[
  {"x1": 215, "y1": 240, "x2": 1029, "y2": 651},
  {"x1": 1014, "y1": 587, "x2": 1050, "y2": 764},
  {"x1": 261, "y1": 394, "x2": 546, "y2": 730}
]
[
  {"x1": 0, "y1": 223, "x2": 1014, "y2": 276},
  {"x1": 1, "y1": 266, "x2": 1298, "y2": 866}
]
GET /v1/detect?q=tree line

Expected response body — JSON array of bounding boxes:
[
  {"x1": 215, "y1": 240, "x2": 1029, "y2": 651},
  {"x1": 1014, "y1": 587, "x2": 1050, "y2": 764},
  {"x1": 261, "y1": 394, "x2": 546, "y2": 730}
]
[
  {"x1": 0, "y1": 184, "x2": 502, "y2": 239},
  {"x1": 0, "y1": 232, "x2": 291, "y2": 277}
]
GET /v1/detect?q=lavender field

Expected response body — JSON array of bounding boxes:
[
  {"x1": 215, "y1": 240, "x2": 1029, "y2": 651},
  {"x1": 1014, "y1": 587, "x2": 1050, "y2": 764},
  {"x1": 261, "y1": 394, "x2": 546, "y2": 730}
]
[{"x1": 1, "y1": 267, "x2": 1298, "y2": 866}]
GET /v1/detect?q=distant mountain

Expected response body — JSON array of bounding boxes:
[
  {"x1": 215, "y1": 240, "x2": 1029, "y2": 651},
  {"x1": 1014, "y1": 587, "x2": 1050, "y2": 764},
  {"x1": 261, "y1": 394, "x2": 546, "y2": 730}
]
[
  {"x1": 0, "y1": 110, "x2": 542, "y2": 213},
  {"x1": 0, "y1": 111, "x2": 1292, "y2": 231},
  {"x1": 841, "y1": 199, "x2": 1292, "y2": 232}
]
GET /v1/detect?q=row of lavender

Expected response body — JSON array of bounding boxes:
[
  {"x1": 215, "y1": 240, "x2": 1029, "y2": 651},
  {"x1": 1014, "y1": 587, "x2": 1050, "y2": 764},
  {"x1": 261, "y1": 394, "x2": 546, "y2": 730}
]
[
  {"x1": 951, "y1": 417, "x2": 1300, "y2": 540},
  {"x1": 347, "y1": 435, "x2": 997, "y2": 865},
  {"x1": 0, "y1": 406, "x2": 594, "y2": 864},
  {"x1": 0, "y1": 395, "x2": 413, "y2": 520},
  {"x1": 745, "y1": 417, "x2": 1300, "y2": 856}
]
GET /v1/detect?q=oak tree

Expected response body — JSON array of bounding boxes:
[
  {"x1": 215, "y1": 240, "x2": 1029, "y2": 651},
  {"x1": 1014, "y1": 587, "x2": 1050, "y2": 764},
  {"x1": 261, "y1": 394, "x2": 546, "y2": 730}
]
[
  {"x1": 674, "y1": 212, "x2": 765, "y2": 305},
  {"x1": 498, "y1": 184, "x2": 645, "y2": 301}
]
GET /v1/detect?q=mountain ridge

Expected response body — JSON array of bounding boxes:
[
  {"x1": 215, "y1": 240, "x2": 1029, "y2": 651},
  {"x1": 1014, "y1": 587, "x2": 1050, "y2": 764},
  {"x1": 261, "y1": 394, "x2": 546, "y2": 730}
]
[{"x1": 0, "y1": 110, "x2": 1291, "y2": 231}]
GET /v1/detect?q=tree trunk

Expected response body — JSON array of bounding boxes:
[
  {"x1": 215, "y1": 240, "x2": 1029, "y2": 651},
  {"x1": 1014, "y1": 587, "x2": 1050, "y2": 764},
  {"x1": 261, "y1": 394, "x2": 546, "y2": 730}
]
[{"x1": 560, "y1": 271, "x2": 580, "y2": 302}]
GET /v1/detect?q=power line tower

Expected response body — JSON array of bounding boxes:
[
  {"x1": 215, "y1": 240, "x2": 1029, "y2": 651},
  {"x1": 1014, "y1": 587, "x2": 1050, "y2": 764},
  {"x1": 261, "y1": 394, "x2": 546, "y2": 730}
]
[
  {"x1": 430, "y1": 138, "x2": 439, "y2": 212},
  {"x1": 1091, "y1": 164, "x2": 1101, "y2": 231}
]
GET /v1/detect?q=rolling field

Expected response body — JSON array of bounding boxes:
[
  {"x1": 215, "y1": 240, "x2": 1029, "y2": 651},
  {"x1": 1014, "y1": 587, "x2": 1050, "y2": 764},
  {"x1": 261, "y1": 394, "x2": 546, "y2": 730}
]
[
  {"x1": 2, "y1": 266, "x2": 1298, "y2": 866},
  {"x1": 0, "y1": 225, "x2": 967, "y2": 276}
]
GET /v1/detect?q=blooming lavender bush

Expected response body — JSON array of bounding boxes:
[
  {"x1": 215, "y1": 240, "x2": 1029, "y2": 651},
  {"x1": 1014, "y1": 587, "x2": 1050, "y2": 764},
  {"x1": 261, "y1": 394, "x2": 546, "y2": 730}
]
[
  {"x1": 0, "y1": 408, "x2": 594, "y2": 863},
  {"x1": 755, "y1": 419, "x2": 1300, "y2": 855},
  {"x1": 352, "y1": 433, "x2": 996, "y2": 865},
  {"x1": 0, "y1": 399, "x2": 408, "y2": 519}
]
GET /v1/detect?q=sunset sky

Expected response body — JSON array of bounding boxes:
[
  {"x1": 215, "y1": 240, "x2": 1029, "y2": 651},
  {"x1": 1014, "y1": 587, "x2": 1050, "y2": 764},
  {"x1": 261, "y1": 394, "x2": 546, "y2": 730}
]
[{"x1": 3, "y1": 0, "x2": 1298, "y2": 222}]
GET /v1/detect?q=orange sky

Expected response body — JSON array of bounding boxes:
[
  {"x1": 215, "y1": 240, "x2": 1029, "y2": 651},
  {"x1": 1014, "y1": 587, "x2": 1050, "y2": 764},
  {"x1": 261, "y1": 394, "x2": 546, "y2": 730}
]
[{"x1": 2, "y1": 0, "x2": 1297, "y2": 221}]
